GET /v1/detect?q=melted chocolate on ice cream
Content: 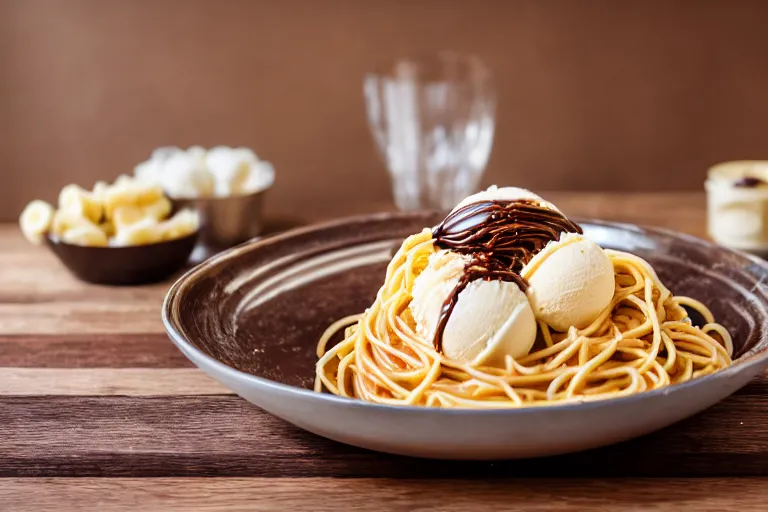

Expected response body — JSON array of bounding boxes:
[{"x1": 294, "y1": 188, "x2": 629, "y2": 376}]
[{"x1": 429, "y1": 200, "x2": 582, "y2": 352}]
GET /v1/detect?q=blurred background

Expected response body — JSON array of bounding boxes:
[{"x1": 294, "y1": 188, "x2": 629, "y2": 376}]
[{"x1": 3, "y1": 0, "x2": 768, "y2": 221}]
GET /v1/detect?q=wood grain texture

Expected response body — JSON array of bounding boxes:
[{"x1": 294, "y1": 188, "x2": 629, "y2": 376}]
[
  {"x1": 0, "y1": 334, "x2": 192, "y2": 368},
  {"x1": 0, "y1": 369, "x2": 230, "y2": 396},
  {"x1": 0, "y1": 242, "x2": 170, "y2": 334},
  {"x1": 2, "y1": 392, "x2": 767, "y2": 478},
  {"x1": 3, "y1": 478, "x2": 768, "y2": 512}
]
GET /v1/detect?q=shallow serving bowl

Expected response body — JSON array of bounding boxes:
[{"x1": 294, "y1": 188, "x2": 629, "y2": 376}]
[{"x1": 162, "y1": 212, "x2": 768, "y2": 460}]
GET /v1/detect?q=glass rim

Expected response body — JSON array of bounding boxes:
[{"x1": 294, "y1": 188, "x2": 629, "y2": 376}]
[{"x1": 365, "y1": 51, "x2": 493, "y2": 84}]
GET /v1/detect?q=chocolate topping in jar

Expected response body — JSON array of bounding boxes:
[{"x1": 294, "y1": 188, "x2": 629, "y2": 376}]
[
  {"x1": 430, "y1": 200, "x2": 582, "y2": 352},
  {"x1": 733, "y1": 176, "x2": 766, "y2": 188}
]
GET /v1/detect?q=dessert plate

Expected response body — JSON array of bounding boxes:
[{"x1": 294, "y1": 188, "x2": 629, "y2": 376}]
[{"x1": 162, "y1": 212, "x2": 768, "y2": 459}]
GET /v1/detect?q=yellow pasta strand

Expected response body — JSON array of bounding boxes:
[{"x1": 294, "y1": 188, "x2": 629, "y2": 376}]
[{"x1": 314, "y1": 232, "x2": 733, "y2": 408}]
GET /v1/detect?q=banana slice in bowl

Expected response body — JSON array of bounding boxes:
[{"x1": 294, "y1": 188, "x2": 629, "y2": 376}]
[{"x1": 19, "y1": 176, "x2": 200, "y2": 285}]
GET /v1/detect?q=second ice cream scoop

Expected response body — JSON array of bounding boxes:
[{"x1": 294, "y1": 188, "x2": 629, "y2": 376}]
[
  {"x1": 410, "y1": 250, "x2": 537, "y2": 365},
  {"x1": 521, "y1": 233, "x2": 615, "y2": 332}
]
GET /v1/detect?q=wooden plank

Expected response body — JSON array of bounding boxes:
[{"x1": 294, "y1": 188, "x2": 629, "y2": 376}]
[
  {"x1": 0, "y1": 368, "x2": 230, "y2": 396},
  {"x1": 2, "y1": 394, "x2": 768, "y2": 478},
  {"x1": 0, "y1": 227, "x2": 172, "y2": 335},
  {"x1": 0, "y1": 284, "x2": 169, "y2": 335},
  {"x1": 0, "y1": 303, "x2": 166, "y2": 335},
  {"x1": 0, "y1": 334, "x2": 191, "y2": 368},
  {"x1": 1, "y1": 477, "x2": 768, "y2": 512}
]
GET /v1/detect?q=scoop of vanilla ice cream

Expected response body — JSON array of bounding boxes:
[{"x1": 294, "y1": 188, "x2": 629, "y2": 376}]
[
  {"x1": 410, "y1": 250, "x2": 537, "y2": 365},
  {"x1": 452, "y1": 185, "x2": 560, "y2": 213},
  {"x1": 442, "y1": 278, "x2": 537, "y2": 365},
  {"x1": 521, "y1": 232, "x2": 614, "y2": 332},
  {"x1": 410, "y1": 250, "x2": 469, "y2": 338}
]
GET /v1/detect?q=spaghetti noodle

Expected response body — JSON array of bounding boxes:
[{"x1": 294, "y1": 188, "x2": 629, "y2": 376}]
[{"x1": 315, "y1": 197, "x2": 733, "y2": 408}]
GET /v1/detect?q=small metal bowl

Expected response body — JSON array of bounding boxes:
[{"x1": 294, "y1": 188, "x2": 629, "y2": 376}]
[
  {"x1": 46, "y1": 231, "x2": 199, "y2": 285},
  {"x1": 172, "y1": 188, "x2": 268, "y2": 260}
]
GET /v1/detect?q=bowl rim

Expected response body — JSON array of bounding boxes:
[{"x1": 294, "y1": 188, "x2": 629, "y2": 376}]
[
  {"x1": 46, "y1": 229, "x2": 200, "y2": 250},
  {"x1": 168, "y1": 181, "x2": 273, "y2": 204},
  {"x1": 364, "y1": 51, "x2": 494, "y2": 84},
  {"x1": 162, "y1": 211, "x2": 768, "y2": 415}
]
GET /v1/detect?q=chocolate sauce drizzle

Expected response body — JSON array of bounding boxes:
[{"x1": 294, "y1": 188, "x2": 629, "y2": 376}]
[
  {"x1": 733, "y1": 176, "x2": 766, "y2": 188},
  {"x1": 430, "y1": 200, "x2": 582, "y2": 352}
]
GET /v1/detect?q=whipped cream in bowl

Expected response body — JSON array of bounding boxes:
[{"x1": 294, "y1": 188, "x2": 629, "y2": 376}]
[
  {"x1": 134, "y1": 146, "x2": 276, "y2": 257},
  {"x1": 135, "y1": 145, "x2": 275, "y2": 200}
]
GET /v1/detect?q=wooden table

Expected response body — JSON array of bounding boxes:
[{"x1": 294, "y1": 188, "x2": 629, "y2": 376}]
[{"x1": 2, "y1": 191, "x2": 768, "y2": 511}]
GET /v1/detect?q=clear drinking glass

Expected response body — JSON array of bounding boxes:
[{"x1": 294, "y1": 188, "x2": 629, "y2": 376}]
[{"x1": 364, "y1": 52, "x2": 496, "y2": 211}]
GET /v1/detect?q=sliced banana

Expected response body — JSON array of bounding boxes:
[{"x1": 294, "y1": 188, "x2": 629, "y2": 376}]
[
  {"x1": 58, "y1": 184, "x2": 83, "y2": 210},
  {"x1": 100, "y1": 221, "x2": 116, "y2": 238},
  {"x1": 105, "y1": 178, "x2": 164, "y2": 209},
  {"x1": 136, "y1": 182, "x2": 165, "y2": 206},
  {"x1": 160, "y1": 209, "x2": 199, "y2": 240},
  {"x1": 58, "y1": 184, "x2": 103, "y2": 223},
  {"x1": 24, "y1": 175, "x2": 185, "y2": 249},
  {"x1": 61, "y1": 224, "x2": 108, "y2": 247},
  {"x1": 92, "y1": 181, "x2": 109, "y2": 202},
  {"x1": 19, "y1": 200, "x2": 55, "y2": 245},
  {"x1": 112, "y1": 205, "x2": 146, "y2": 230},
  {"x1": 113, "y1": 217, "x2": 162, "y2": 246},
  {"x1": 104, "y1": 184, "x2": 139, "y2": 219},
  {"x1": 51, "y1": 210, "x2": 94, "y2": 238},
  {"x1": 143, "y1": 196, "x2": 172, "y2": 220}
]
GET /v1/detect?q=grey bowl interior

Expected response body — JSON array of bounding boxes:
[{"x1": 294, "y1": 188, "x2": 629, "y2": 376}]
[
  {"x1": 163, "y1": 212, "x2": 768, "y2": 459},
  {"x1": 165, "y1": 212, "x2": 768, "y2": 390}
]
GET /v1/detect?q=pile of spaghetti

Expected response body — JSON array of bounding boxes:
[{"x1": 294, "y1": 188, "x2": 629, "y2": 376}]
[{"x1": 315, "y1": 228, "x2": 733, "y2": 408}]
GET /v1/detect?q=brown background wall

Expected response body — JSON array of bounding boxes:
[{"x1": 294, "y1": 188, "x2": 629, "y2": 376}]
[{"x1": 2, "y1": 0, "x2": 768, "y2": 221}]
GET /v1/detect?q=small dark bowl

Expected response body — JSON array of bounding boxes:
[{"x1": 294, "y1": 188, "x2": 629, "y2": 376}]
[{"x1": 46, "y1": 231, "x2": 199, "y2": 285}]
